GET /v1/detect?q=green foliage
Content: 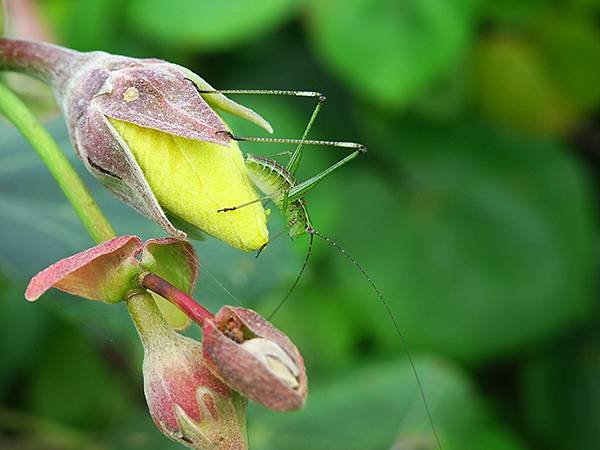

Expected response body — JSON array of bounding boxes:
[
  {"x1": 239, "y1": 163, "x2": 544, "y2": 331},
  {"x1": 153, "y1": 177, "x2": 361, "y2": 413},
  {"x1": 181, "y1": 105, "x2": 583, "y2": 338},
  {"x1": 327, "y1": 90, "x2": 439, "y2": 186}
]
[
  {"x1": 249, "y1": 357, "x2": 508, "y2": 450},
  {"x1": 473, "y1": 11, "x2": 600, "y2": 135},
  {"x1": 335, "y1": 118, "x2": 595, "y2": 362},
  {"x1": 127, "y1": 0, "x2": 299, "y2": 51},
  {"x1": 39, "y1": 0, "x2": 125, "y2": 52},
  {"x1": 0, "y1": 274, "x2": 49, "y2": 397},
  {"x1": 307, "y1": 0, "x2": 479, "y2": 109},
  {"x1": 3, "y1": 0, "x2": 600, "y2": 448},
  {"x1": 520, "y1": 329, "x2": 600, "y2": 450},
  {"x1": 481, "y1": 0, "x2": 550, "y2": 24},
  {"x1": 29, "y1": 324, "x2": 132, "y2": 428},
  {"x1": 473, "y1": 36, "x2": 577, "y2": 135}
]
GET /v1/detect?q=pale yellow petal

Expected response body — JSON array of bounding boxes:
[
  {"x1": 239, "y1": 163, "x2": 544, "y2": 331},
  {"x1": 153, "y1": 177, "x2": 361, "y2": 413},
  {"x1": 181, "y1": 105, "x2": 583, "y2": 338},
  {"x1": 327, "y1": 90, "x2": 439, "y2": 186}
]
[{"x1": 110, "y1": 118, "x2": 268, "y2": 251}]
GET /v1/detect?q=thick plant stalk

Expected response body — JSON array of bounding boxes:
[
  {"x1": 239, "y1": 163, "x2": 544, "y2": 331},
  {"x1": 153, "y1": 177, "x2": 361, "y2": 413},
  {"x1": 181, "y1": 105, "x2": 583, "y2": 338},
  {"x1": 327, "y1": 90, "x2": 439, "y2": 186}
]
[{"x1": 0, "y1": 38, "x2": 86, "y2": 89}]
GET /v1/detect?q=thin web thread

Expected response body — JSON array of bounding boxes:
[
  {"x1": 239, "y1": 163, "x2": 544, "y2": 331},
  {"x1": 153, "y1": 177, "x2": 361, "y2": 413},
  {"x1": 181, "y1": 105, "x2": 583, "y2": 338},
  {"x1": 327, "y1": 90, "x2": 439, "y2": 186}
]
[
  {"x1": 267, "y1": 232, "x2": 313, "y2": 320},
  {"x1": 311, "y1": 229, "x2": 443, "y2": 450}
]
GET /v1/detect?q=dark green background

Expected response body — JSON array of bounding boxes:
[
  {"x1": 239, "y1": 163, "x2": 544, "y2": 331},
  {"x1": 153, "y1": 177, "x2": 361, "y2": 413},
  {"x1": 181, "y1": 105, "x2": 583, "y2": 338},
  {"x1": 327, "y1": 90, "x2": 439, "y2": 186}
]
[{"x1": 1, "y1": 0, "x2": 599, "y2": 449}]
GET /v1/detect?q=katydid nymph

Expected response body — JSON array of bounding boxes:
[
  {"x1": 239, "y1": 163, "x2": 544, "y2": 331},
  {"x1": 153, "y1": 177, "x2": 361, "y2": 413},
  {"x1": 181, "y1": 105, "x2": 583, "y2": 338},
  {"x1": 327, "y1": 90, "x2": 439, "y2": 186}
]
[{"x1": 199, "y1": 89, "x2": 443, "y2": 450}]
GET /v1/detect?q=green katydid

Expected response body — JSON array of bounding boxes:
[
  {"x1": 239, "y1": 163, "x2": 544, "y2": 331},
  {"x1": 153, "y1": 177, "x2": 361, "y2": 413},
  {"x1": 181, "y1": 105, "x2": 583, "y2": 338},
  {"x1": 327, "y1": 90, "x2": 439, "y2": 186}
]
[{"x1": 199, "y1": 89, "x2": 443, "y2": 450}]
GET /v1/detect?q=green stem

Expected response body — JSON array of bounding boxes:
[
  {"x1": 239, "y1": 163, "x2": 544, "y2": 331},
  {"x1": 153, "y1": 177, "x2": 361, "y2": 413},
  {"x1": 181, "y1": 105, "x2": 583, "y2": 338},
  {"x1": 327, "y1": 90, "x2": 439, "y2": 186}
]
[
  {"x1": 0, "y1": 81, "x2": 114, "y2": 243},
  {"x1": 127, "y1": 291, "x2": 172, "y2": 347},
  {"x1": 0, "y1": 81, "x2": 157, "y2": 328}
]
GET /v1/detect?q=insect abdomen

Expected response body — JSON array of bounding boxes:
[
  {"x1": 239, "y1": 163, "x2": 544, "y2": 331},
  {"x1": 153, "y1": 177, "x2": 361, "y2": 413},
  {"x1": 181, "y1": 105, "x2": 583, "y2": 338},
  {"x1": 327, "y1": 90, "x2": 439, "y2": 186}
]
[
  {"x1": 245, "y1": 154, "x2": 309, "y2": 237},
  {"x1": 245, "y1": 155, "x2": 294, "y2": 203}
]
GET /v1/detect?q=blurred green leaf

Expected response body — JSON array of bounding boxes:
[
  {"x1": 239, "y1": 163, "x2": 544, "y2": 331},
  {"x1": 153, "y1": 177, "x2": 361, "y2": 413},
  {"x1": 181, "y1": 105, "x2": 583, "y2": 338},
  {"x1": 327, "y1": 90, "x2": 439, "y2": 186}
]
[
  {"x1": 468, "y1": 426, "x2": 530, "y2": 450},
  {"x1": 529, "y1": 12, "x2": 600, "y2": 112},
  {"x1": 481, "y1": 0, "x2": 550, "y2": 24},
  {"x1": 29, "y1": 323, "x2": 132, "y2": 428},
  {"x1": 338, "y1": 118, "x2": 596, "y2": 363},
  {"x1": 249, "y1": 356, "x2": 526, "y2": 450},
  {"x1": 520, "y1": 329, "x2": 600, "y2": 450},
  {"x1": 473, "y1": 35, "x2": 576, "y2": 135},
  {"x1": 473, "y1": 13, "x2": 600, "y2": 135},
  {"x1": 40, "y1": 0, "x2": 124, "y2": 52},
  {"x1": 307, "y1": 0, "x2": 478, "y2": 109},
  {"x1": 0, "y1": 0, "x2": 4, "y2": 36},
  {"x1": 103, "y1": 410, "x2": 182, "y2": 450},
  {"x1": 0, "y1": 273, "x2": 49, "y2": 396},
  {"x1": 567, "y1": 0, "x2": 600, "y2": 13},
  {"x1": 127, "y1": 0, "x2": 299, "y2": 51}
]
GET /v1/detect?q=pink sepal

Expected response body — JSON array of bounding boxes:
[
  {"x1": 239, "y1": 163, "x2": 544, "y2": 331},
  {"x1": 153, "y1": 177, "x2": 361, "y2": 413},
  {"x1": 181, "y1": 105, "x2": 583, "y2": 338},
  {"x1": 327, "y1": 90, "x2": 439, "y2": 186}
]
[{"x1": 25, "y1": 236, "x2": 142, "y2": 302}]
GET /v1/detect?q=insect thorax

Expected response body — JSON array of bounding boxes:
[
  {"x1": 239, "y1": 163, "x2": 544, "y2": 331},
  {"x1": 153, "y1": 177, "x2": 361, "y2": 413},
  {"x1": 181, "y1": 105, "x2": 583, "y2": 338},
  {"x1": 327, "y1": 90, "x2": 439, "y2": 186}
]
[{"x1": 245, "y1": 154, "x2": 309, "y2": 238}]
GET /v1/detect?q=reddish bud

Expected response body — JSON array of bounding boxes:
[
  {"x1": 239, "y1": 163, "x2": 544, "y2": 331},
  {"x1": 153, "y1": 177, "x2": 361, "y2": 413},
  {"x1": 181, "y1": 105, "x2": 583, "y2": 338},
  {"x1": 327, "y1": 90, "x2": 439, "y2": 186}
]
[
  {"x1": 144, "y1": 333, "x2": 248, "y2": 449},
  {"x1": 70, "y1": 42, "x2": 270, "y2": 248},
  {"x1": 202, "y1": 306, "x2": 307, "y2": 411},
  {"x1": 130, "y1": 294, "x2": 248, "y2": 449},
  {"x1": 1, "y1": 38, "x2": 272, "y2": 250}
]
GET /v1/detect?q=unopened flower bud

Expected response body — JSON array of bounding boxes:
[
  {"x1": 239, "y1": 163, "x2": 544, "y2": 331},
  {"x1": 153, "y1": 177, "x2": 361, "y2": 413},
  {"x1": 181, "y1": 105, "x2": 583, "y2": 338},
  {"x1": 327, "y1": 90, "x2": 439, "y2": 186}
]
[
  {"x1": 202, "y1": 306, "x2": 307, "y2": 411},
  {"x1": 0, "y1": 39, "x2": 271, "y2": 251},
  {"x1": 130, "y1": 294, "x2": 248, "y2": 449}
]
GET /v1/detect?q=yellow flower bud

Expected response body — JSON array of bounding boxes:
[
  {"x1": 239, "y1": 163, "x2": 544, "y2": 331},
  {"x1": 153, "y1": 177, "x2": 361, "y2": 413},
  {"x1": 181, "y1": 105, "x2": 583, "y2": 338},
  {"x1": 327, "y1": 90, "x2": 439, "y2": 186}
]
[{"x1": 110, "y1": 119, "x2": 268, "y2": 252}]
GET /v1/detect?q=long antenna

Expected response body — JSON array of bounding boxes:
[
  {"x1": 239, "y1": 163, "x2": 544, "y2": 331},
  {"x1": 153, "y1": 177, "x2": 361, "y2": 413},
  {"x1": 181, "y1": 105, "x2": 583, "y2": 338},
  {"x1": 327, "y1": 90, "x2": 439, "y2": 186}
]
[
  {"x1": 268, "y1": 233, "x2": 314, "y2": 320},
  {"x1": 309, "y1": 227, "x2": 442, "y2": 450},
  {"x1": 216, "y1": 130, "x2": 365, "y2": 151}
]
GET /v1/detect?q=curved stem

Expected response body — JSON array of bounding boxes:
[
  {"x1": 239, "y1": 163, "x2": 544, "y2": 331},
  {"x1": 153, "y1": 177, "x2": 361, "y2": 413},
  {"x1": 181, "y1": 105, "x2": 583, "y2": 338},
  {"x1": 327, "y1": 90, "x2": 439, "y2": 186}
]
[
  {"x1": 127, "y1": 292, "x2": 172, "y2": 347},
  {"x1": 141, "y1": 272, "x2": 214, "y2": 325},
  {"x1": 0, "y1": 38, "x2": 86, "y2": 88}
]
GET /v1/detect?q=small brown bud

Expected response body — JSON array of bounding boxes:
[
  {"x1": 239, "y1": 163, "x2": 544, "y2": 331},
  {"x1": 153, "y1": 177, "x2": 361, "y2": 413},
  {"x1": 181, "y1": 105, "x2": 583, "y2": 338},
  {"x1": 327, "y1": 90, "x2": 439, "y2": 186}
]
[{"x1": 202, "y1": 306, "x2": 307, "y2": 412}]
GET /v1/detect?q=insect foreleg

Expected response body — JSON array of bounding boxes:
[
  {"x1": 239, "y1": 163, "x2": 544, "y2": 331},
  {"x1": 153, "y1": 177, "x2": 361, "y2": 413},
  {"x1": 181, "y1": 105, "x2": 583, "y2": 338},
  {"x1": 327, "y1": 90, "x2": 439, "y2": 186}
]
[
  {"x1": 198, "y1": 89, "x2": 327, "y2": 171},
  {"x1": 286, "y1": 149, "x2": 364, "y2": 203},
  {"x1": 264, "y1": 150, "x2": 293, "y2": 158},
  {"x1": 223, "y1": 134, "x2": 365, "y2": 151},
  {"x1": 196, "y1": 88, "x2": 325, "y2": 174}
]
